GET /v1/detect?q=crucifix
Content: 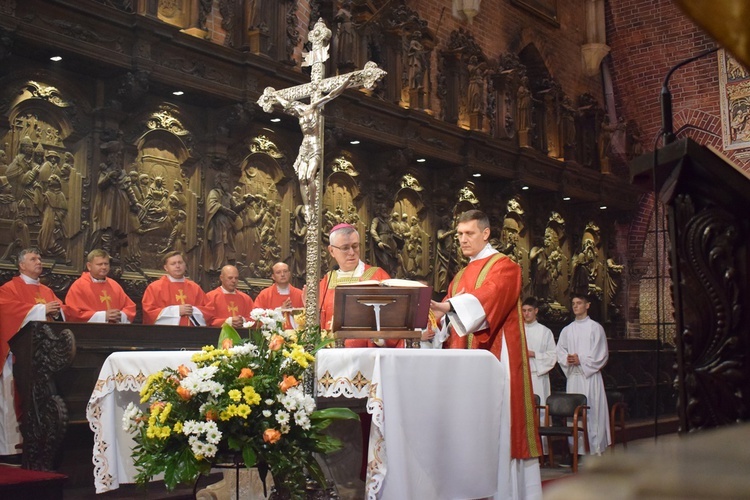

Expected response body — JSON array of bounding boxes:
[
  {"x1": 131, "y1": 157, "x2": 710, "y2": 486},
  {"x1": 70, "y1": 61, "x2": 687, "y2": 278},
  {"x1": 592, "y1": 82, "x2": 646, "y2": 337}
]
[{"x1": 257, "y1": 18, "x2": 386, "y2": 328}]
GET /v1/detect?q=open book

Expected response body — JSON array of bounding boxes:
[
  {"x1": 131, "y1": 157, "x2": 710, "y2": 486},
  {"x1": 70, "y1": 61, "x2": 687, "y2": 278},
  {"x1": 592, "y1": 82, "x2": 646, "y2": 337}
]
[{"x1": 337, "y1": 278, "x2": 428, "y2": 287}]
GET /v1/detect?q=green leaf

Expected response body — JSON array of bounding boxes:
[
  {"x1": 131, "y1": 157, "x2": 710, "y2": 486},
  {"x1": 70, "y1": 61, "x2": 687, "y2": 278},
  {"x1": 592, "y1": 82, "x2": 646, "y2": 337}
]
[
  {"x1": 218, "y1": 323, "x2": 243, "y2": 348},
  {"x1": 312, "y1": 434, "x2": 344, "y2": 454},
  {"x1": 310, "y1": 407, "x2": 359, "y2": 421},
  {"x1": 242, "y1": 445, "x2": 257, "y2": 468},
  {"x1": 305, "y1": 454, "x2": 328, "y2": 488}
]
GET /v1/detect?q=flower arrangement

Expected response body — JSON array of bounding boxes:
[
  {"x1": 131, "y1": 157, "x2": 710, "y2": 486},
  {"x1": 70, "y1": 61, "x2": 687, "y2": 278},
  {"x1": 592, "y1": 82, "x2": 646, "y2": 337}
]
[{"x1": 123, "y1": 308, "x2": 357, "y2": 498}]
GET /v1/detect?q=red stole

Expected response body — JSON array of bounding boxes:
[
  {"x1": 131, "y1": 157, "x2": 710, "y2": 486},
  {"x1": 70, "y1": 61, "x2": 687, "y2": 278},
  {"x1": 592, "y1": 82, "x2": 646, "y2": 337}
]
[{"x1": 445, "y1": 254, "x2": 541, "y2": 460}]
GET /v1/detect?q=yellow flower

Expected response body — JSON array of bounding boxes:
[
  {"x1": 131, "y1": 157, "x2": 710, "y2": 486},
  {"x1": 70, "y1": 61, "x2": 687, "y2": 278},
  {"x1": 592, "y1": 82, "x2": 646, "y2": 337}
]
[
  {"x1": 228, "y1": 389, "x2": 242, "y2": 402},
  {"x1": 235, "y1": 404, "x2": 251, "y2": 418},
  {"x1": 242, "y1": 386, "x2": 261, "y2": 406},
  {"x1": 160, "y1": 403, "x2": 172, "y2": 423},
  {"x1": 139, "y1": 371, "x2": 164, "y2": 403},
  {"x1": 173, "y1": 421, "x2": 183, "y2": 433}
]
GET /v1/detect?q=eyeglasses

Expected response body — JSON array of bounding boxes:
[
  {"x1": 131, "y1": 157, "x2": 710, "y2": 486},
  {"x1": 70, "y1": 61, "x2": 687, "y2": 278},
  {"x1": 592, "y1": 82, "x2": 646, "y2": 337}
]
[{"x1": 330, "y1": 243, "x2": 361, "y2": 253}]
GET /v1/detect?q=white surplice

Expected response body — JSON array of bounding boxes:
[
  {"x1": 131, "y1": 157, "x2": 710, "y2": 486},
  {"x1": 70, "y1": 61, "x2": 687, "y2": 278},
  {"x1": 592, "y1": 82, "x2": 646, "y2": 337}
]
[
  {"x1": 556, "y1": 316, "x2": 611, "y2": 455},
  {"x1": 524, "y1": 320, "x2": 556, "y2": 453}
]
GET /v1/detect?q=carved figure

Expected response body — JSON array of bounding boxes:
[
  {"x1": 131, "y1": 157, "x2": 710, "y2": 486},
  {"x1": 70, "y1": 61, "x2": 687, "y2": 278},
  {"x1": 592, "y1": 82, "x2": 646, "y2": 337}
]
[
  {"x1": 0, "y1": 176, "x2": 18, "y2": 219},
  {"x1": 369, "y1": 204, "x2": 398, "y2": 274},
  {"x1": 0, "y1": 149, "x2": 8, "y2": 177},
  {"x1": 160, "y1": 210, "x2": 187, "y2": 254},
  {"x1": 499, "y1": 216, "x2": 524, "y2": 264},
  {"x1": 433, "y1": 215, "x2": 458, "y2": 293},
  {"x1": 407, "y1": 32, "x2": 427, "y2": 89},
  {"x1": 90, "y1": 141, "x2": 140, "y2": 256},
  {"x1": 334, "y1": 1, "x2": 355, "y2": 67},
  {"x1": 204, "y1": 173, "x2": 241, "y2": 272},
  {"x1": 467, "y1": 55, "x2": 487, "y2": 114},
  {"x1": 38, "y1": 174, "x2": 68, "y2": 260},
  {"x1": 529, "y1": 221, "x2": 566, "y2": 303},
  {"x1": 140, "y1": 176, "x2": 170, "y2": 226},
  {"x1": 517, "y1": 76, "x2": 532, "y2": 133},
  {"x1": 571, "y1": 222, "x2": 601, "y2": 298},
  {"x1": 39, "y1": 150, "x2": 60, "y2": 190},
  {"x1": 6, "y1": 136, "x2": 32, "y2": 201}
]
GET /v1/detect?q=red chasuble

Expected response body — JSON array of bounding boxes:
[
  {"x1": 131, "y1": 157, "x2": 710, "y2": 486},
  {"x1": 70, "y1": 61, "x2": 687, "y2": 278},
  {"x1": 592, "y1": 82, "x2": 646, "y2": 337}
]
[
  {"x1": 205, "y1": 287, "x2": 255, "y2": 327},
  {"x1": 65, "y1": 273, "x2": 136, "y2": 323},
  {"x1": 445, "y1": 254, "x2": 541, "y2": 460},
  {"x1": 318, "y1": 265, "x2": 401, "y2": 348},
  {"x1": 141, "y1": 276, "x2": 212, "y2": 326},
  {"x1": 0, "y1": 276, "x2": 66, "y2": 371},
  {"x1": 254, "y1": 284, "x2": 304, "y2": 329}
]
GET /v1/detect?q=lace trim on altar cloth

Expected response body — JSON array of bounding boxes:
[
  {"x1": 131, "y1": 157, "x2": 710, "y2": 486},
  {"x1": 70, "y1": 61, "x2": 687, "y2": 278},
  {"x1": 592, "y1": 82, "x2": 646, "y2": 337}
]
[
  {"x1": 87, "y1": 371, "x2": 150, "y2": 494},
  {"x1": 365, "y1": 386, "x2": 385, "y2": 500},
  {"x1": 315, "y1": 369, "x2": 371, "y2": 398}
]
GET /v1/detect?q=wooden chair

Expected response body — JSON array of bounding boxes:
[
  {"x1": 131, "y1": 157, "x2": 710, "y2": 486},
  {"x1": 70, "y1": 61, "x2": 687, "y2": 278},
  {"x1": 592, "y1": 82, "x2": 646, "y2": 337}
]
[
  {"x1": 537, "y1": 393, "x2": 590, "y2": 472},
  {"x1": 606, "y1": 389, "x2": 628, "y2": 451}
]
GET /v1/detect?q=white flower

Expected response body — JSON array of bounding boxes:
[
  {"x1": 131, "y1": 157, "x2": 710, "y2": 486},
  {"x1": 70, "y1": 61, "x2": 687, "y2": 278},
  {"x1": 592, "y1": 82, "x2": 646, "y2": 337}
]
[
  {"x1": 265, "y1": 399, "x2": 275, "y2": 406},
  {"x1": 204, "y1": 422, "x2": 222, "y2": 445},
  {"x1": 275, "y1": 410, "x2": 290, "y2": 425},
  {"x1": 122, "y1": 402, "x2": 143, "y2": 432},
  {"x1": 294, "y1": 410, "x2": 311, "y2": 430},
  {"x1": 262, "y1": 410, "x2": 272, "y2": 417},
  {"x1": 203, "y1": 443, "x2": 218, "y2": 458},
  {"x1": 280, "y1": 423, "x2": 291, "y2": 434}
]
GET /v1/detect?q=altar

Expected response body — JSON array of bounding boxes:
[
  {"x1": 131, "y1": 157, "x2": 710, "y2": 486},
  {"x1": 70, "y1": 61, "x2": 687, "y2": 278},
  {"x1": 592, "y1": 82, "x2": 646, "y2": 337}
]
[{"x1": 87, "y1": 348, "x2": 504, "y2": 498}]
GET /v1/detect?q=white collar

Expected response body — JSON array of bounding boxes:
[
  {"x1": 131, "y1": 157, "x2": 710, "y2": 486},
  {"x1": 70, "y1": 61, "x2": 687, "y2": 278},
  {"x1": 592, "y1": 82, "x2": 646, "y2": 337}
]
[
  {"x1": 470, "y1": 243, "x2": 498, "y2": 262},
  {"x1": 89, "y1": 274, "x2": 106, "y2": 283},
  {"x1": 275, "y1": 285, "x2": 291, "y2": 295},
  {"x1": 20, "y1": 273, "x2": 40, "y2": 285},
  {"x1": 167, "y1": 276, "x2": 186, "y2": 283},
  {"x1": 220, "y1": 286, "x2": 235, "y2": 294},
  {"x1": 336, "y1": 260, "x2": 365, "y2": 278}
]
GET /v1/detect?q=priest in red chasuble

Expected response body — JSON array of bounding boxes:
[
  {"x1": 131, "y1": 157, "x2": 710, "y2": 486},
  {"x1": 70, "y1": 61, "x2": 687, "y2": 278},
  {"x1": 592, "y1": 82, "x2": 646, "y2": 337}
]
[
  {"x1": 141, "y1": 251, "x2": 212, "y2": 326},
  {"x1": 318, "y1": 223, "x2": 396, "y2": 347},
  {"x1": 205, "y1": 265, "x2": 254, "y2": 328},
  {"x1": 254, "y1": 262, "x2": 304, "y2": 329},
  {"x1": 0, "y1": 248, "x2": 68, "y2": 455},
  {"x1": 65, "y1": 249, "x2": 136, "y2": 323},
  {"x1": 430, "y1": 210, "x2": 542, "y2": 499}
]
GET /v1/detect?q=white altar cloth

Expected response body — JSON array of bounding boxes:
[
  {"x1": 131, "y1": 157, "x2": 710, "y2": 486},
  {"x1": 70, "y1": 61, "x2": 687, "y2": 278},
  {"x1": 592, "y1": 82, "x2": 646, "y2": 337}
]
[
  {"x1": 87, "y1": 350, "x2": 197, "y2": 494},
  {"x1": 316, "y1": 348, "x2": 504, "y2": 500}
]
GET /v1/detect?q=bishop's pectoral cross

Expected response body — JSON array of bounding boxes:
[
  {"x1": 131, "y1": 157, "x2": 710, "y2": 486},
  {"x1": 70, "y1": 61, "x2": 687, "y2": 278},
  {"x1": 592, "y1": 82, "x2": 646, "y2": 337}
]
[
  {"x1": 100, "y1": 290, "x2": 112, "y2": 310},
  {"x1": 227, "y1": 301, "x2": 239, "y2": 316},
  {"x1": 257, "y1": 18, "x2": 386, "y2": 327},
  {"x1": 175, "y1": 289, "x2": 187, "y2": 305}
]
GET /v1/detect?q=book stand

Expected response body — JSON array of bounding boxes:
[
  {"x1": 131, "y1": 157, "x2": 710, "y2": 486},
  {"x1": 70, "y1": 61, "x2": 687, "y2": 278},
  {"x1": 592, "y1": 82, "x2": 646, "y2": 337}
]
[{"x1": 332, "y1": 285, "x2": 432, "y2": 348}]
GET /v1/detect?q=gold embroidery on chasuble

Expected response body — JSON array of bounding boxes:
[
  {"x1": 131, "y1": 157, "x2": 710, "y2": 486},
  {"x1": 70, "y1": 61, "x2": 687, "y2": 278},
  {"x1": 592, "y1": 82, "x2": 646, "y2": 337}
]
[
  {"x1": 35, "y1": 293, "x2": 46, "y2": 304},
  {"x1": 100, "y1": 290, "x2": 112, "y2": 309},
  {"x1": 175, "y1": 289, "x2": 187, "y2": 304},
  {"x1": 227, "y1": 301, "x2": 238, "y2": 316}
]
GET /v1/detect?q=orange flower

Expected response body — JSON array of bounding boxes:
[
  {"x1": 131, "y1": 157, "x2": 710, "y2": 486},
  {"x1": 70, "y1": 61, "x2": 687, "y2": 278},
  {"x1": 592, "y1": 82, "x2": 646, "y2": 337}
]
[
  {"x1": 263, "y1": 428, "x2": 281, "y2": 444},
  {"x1": 222, "y1": 338, "x2": 234, "y2": 350},
  {"x1": 150, "y1": 401, "x2": 165, "y2": 412},
  {"x1": 205, "y1": 409, "x2": 218, "y2": 421},
  {"x1": 239, "y1": 367, "x2": 254, "y2": 379},
  {"x1": 268, "y1": 334, "x2": 284, "y2": 351},
  {"x1": 176, "y1": 386, "x2": 192, "y2": 401},
  {"x1": 177, "y1": 364, "x2": 191, "y2": 378},
  {"x1": 279, "y1": 374, "x2": 299, "y2": 393}
]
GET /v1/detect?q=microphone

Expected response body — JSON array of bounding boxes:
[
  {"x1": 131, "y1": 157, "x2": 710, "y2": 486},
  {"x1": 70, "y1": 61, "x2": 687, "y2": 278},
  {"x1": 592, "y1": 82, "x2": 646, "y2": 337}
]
[
  {"x1": 660, "y1": 46, "x2": 719, "y2": 145},
  {"x1": 318, "y1": 264, "x2": 339, "y2": 328}
]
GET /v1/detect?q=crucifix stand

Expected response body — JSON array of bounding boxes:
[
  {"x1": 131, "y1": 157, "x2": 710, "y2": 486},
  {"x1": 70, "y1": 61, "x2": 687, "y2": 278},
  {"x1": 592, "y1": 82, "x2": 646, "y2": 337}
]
[{"x1": 257, "y1": 19, "x2": 386, "y2": 328}]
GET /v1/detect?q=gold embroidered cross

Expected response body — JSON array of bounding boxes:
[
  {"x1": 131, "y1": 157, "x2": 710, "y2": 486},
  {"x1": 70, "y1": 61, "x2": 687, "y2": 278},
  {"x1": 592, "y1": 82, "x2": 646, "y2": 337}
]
[
  {"x1": 34, "y1": 293, "x2": 46, "y2": 304},
  {"x1": 100, "y1": 290, "x2": 112, "y2": 309},
  {"x1": 227, "y1": 301, "x2": 238, "y2": 316},
  {"x1": 175, "y1": 289, "x2": 187, "y2": 304}
]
